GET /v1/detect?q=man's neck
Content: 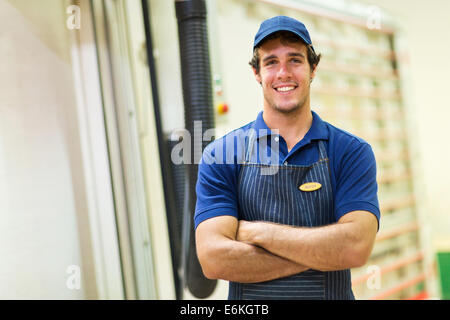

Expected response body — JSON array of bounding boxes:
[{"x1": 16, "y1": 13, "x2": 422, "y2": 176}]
[{"x1": 263, "y1": 105, "x2": 313, "y2": 152}]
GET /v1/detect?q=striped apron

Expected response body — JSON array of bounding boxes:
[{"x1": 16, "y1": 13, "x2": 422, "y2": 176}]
[{"x1": 228, "y1": 127, "x2": 354, "y2": 299}]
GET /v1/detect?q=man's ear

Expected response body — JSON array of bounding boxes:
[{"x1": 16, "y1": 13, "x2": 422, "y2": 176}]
[
  {"x1": 253, "y1": 67, "x2": 262, "y2": 85},
  {"x1": 310, "y1": 64, "x2": 317, "y2": 83}
]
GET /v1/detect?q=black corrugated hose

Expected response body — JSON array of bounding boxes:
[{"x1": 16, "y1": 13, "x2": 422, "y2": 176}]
[{"x1": 175, "y1": 0, "x2": 217, "y2": 298}]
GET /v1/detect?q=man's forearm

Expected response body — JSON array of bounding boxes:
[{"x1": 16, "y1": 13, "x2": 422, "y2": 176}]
[
  {"x1": 237, "y1": 212, "x2": 377, "y2": 271},
  {"x1": 198, "y1": 236, "x2": 309, "y2": 283},
  {"x1": 248, "y1": 222, "x2": 357, "y2": 271}
]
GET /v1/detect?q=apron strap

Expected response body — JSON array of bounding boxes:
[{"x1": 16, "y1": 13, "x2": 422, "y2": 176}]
[
  {"x1": 318, "y1": 140, "x2": 328, "y2": 161},
  {"x1": 244, "y1": 127, "x2": 257, "y2": 163}
]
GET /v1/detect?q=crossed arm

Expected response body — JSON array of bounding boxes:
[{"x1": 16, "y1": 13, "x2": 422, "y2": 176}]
[{"x1": 195, "y1": 211, "x2": 378, "y2": 282}]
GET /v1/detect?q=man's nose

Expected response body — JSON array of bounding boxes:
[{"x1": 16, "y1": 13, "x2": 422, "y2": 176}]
[{"x1": 276, "y1": 62, "x2": 291, "y2": 79}]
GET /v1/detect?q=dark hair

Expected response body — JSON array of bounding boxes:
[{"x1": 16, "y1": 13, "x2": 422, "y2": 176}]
[{"x1": 249, "y1": 31, "x2": 321, "y2": 74}]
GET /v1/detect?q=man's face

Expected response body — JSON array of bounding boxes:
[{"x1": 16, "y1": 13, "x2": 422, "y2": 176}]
[{"x1": 254, "y1": 37, "x2": 315, "y2": 114}]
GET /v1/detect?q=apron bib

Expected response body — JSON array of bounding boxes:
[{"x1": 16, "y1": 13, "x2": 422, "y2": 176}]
[{"x1": 228, "y1": 126, "x2": 354, "y2": 300}]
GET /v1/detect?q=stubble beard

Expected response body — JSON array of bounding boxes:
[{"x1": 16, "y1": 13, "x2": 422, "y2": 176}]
[{"x1": 265, "y1": 93, "x2": 309, "y2": 115}]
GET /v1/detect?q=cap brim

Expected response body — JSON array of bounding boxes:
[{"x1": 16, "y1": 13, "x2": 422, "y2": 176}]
[{"x1": 254, "y1": 27, "x2": 315, "y2": 54}]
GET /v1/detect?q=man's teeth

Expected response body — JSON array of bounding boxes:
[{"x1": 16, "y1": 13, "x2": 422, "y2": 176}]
[{"x1": 276, "y1": 86, "x2": 295, "y2": 92}]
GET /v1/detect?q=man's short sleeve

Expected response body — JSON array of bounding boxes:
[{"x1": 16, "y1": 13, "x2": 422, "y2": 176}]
[
  {"x1": 334, "y1": 141, "x2": 380, "y2": 228},
  {"x1": 194, "y1": 142, "x2": 239, "y2": 229}
]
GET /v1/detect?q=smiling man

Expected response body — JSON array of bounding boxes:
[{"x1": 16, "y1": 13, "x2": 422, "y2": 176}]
[{"x1": 194, "y1": 16, "x2": 380, "y2": 299}]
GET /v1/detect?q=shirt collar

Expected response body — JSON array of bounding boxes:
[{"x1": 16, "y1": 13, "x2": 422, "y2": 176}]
[{"x1": 253, "y1": 110, "x2": 329, "y2": 141}]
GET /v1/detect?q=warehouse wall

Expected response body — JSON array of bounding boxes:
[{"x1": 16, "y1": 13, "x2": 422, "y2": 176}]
[{"x1": 0, "y1": 0, "x2": 96, "y2": 298}]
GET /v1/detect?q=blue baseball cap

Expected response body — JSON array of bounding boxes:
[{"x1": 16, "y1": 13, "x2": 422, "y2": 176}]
[{"x1": 253, "y1": 16, "x2": 315, "y2": 53}]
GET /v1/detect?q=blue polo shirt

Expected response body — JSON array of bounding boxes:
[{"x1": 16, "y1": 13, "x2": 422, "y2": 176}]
[{"x1": 194, "y1": 110, "x2": 380, "y2": 229}]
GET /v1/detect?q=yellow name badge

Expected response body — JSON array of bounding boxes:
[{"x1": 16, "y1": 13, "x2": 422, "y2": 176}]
[{"x1": 299, "y1": 182, "x2": 322, "y2": 192}]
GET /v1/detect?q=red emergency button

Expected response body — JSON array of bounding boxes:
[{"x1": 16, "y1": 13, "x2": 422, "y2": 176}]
[{"x1": 217, "y1": 102, "x2": 229, "y2": 114}]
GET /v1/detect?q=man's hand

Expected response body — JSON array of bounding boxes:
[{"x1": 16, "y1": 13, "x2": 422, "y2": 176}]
[{"x1": 236, "y1": 220, "x2": 259, "y2": 244}]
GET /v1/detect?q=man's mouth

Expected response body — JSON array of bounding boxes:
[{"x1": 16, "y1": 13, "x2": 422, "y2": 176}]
[
  {"x1": 273, "y1": 84, "x2": 298, "y2": 93},
  {"x1": 275, "y1": 86, "x2": 296, "y2": 92}
]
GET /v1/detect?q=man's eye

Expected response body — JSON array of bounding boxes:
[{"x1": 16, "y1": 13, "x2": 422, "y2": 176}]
[{"x1": 265, "y1": 60, "x2": 276, "y2": 65}]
